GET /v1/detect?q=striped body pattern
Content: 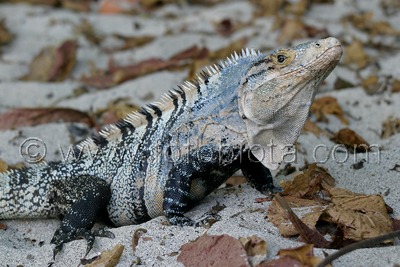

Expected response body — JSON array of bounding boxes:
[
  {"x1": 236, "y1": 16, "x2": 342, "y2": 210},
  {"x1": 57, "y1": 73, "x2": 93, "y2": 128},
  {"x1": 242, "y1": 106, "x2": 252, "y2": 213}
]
[{"x1": 0, "y1": 37, "x2": 342, "y2": 254}]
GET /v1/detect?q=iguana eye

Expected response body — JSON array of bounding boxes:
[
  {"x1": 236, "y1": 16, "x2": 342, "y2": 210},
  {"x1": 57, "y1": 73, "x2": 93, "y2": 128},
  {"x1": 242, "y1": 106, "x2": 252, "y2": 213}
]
[{"x1": 277, "y1": 54, "x2": 286, "y2": 63}]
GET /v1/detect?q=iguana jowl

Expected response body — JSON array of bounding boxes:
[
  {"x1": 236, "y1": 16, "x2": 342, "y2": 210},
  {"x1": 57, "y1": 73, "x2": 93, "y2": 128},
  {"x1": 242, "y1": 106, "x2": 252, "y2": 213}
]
[{"x1": 0, "y1": 37, "x2": 342, "y2": 255}]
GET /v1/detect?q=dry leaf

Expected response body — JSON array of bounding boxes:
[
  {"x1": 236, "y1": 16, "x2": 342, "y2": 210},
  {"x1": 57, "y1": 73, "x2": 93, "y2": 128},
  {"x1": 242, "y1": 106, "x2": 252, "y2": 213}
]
[
  {"x1": 391, "y1": 79, "x2": 400, "y2": 93},
  {"x1": 109, "y1": 35, "x2": 154, "y2": 52},
  {"x1": 0, "y1": 222, "x2": 6, "y2": 230},
  {"x1": 0, "y1": 20, "x2": 14, "y2": 46},
  {"x1": 348, "y1": 12, "x2": 400, "y2": 36},
  {"x1": 0, "y1": 108, "x2": 95, "y2": 130},
  {"x1": 0, "y1": 159, "x2": 8, "y2": 173},
  {"x1": 215, "y1": 19, "x2": 234, "y2": 36},
  {"x1": 255, "y1": 0, "x2": 284, "y2": 16},
  {"x1": 75, "y1": 19, "x2": 104, "y2": 45},
  {"x1": 381, "y1": 116, "x2": 400, "y2": 139},
  {"x1": 277, "y1": 244, "x2": 327, "y2": 267},
  {"x1": 275, "y1": 195, "x2": 329, "y2": 248},
  {"x1": 99, "y1": 0, "x2": 139, "y2": 14},
  {"x1": 84, "y1": 244, "x2": 124, "y2": 267},
  {"x1": 61, "y1": 0, "x2": 90, "y2": 11},
  {"x1": 21, "y1": 40, "x2": 77, "y2": 82},
  {"x1": 239, "y1": 235, "x2": 267, "y2": 257},
  {"x1": 343, "y1": 39, "x2": 369, "y2": 70},
  {"x1": 258, "y1": 255, "x2": 308, "y2": 267},
  {"x1": 303, "y1": 120, "x2": 330, "y2": 137},
  {"x1": 277, "y1": 19, "x2": 305, "y2": 44},
  {"x1": 132, "y1": 228, "x2": 147, "y2": 253},
  {"x1": 322, "y1": 184, "x2": 393, "y2": 241},
  {"x1": 330, "y1": 128, "x2": 370, "y2": 153},
  {"x1": 178, "y1": 234, "x2": 251, "y2": 267},
  {"x1": 284, "y1": 0, "x2": 308, "y2": 16},
  {"x1": 310, "y1": 96, "x2": 348, "y2": 124}
]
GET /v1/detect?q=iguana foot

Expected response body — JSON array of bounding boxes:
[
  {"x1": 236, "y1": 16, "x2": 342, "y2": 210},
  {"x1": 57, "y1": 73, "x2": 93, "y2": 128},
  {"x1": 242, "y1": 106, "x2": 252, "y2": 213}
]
[{"x1": 51, "y1": 228, "x2": 115, "y2": 259}]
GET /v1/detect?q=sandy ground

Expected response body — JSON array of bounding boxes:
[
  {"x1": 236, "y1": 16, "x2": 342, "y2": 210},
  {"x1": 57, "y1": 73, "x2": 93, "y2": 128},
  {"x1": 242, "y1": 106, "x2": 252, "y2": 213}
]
[{"x1": 1, "y1": 0, "x2": 400, "y2": 266}]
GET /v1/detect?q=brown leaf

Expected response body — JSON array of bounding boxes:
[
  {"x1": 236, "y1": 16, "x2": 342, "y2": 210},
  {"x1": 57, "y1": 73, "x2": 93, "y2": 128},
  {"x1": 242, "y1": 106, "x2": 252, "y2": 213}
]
[
  {"x1": 81, "y1": 58, "x2": 178, "y2": 89},
  {"x1": 0, "y1": 159, "x2": 8, "y2": 173},
  {"x1": 177, "y1": 234, "x2": 251, "y2": 267},
  {"x1": 284, "y1": 0, "x2": 308, "y2": 16},
  {"x1": 391, "y1": 79, "x2": 400, "y2": 93},
  {"x1": 0, "y1": 20, "x2": 14, "y2": 46},
  {"x1": 48, "y1": 40, "x2": 77, "y2": 81},
  {"x1": 258, "y1": 255, "x2": 308, "y2": 267},
  {"x1": 381, "y1": 116, "x2": 400, "y2": 139},
  {"x1": 393, "y1": 218, "x2": 400, "y2": 231},
  {"x1": 275, "y1": 195, "x2": 330, "y2": 248},
  {"x1": 61, "y1": 0, "x2": 91, "y2": 12},
  {"x1": 277, "y1": 244, "x2": 327, "y2": 267},
  {"x1": 330, "y1": 128, "x2": 370, "y2": 153},
  {"x1": 266, "y1": 195, "x2": 329, "y2": 238},
  {"x1": 84, "y1": 244, "x2": 124, "y2": 267},
  {"x1": 109, "y1": 35, "x2": 154, "y2": 52},
  {"x1": 132, "y1": 228, "x2": 147, "y2": 253},
  {"x1": 0, "y1": 222, "x2": 6, "y2": 230},
  {"x1": 75, "y1": 19, "x2": 104, "y2": 45},
  {"x1": 321, "y1": 184, "x2": 393, "y2": 241},
  {"x1": 239, "y1": 235, "x2": 267, "y2": 257},
  {"x1": 277, "y1": 19, "x2": 305, "y2": 44},
  {"x1": 255, "y1": 0, "x2": 284, "y2": 16},
  {"x1": 310, "y1": 96, "x2": 348, "y2": 124},
  {"x1": 0, "y1": 108, "x2": 95, "y2": 130},
  {"x1": 343, "y1": 39, "x2": 369, "y2": 70},
  {"x1": 215, "y1": 19, "x2": 234, "y2": 36},
  {"x1": 303, "y1": 120, "x2": 330, "y2": 137},
  {"x1": 281, "y1": 163, "x2": 327, "y2": 198},
  {"x1": 21, "y1": 40, "x2": 77, "y2": 82},
  {"x1": 348, "y1": 12, "x2": 400, "y2": 36}
]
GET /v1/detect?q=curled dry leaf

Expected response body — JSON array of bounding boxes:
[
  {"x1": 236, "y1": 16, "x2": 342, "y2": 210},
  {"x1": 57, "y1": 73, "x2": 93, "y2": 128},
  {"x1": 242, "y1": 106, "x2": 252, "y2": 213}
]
[
  {"x1": 0, "y1": 159, "x2": 8, "y2": 173},
  {"x1": 0, "y1": 20, "x2": 14, "y2": 46},
  {"x1": 84, "y1": 244, "x2": 124, "y2": 267},
  {"x1": 343, "y1": 39, "x2": 369, "y2": 70},
  {"x1": 277, "y1": 244, "x2": 328, "y2": 267},
  {"x1": 20, "y1": 40, "x2": 77, "y2": 82},
  {"x1": 258, "y1": 255, "x2": 308, "y2": 267},
  {"x1": 61, "y1": 0, "x2": 91, "y2": 12},
  {"x1": 321, "y1": 184, "x2": 393, "y2": 241},
  {"x1": 391, "y1": 79, "x2": 400, "y2": 93},
  {"x1": 381, "y1": 115, "x2": 400, "y2": 139},
  {"x1": 348, "y1": 12, "x2": 400, "y2": 36},
  {"x1": 109, "y1": 35, "x2": 154, "y2": 52},
  {"x1": 239, "y1": 235, "x2": 267, "y2": 266},
  {"x1": 330, "y1": 128, "x2": 370, "y2": 153},
  {"x1": 310, "y1": 96, "x2": 347, "y2": 124},
  {"x1": 239, "y1": 235, "x2": 267, "y2": 257},
  {"x1": 81, "y1": 58, "x2": 178, "y2": 89},
  {"x1": 177, "y1": 234, "x2": 251, "y2": 267},
  {"x1": 132, "y1": 228, "x2": 148, "y2": 253},
  {"x1": 303, "y1": 120, "x2": 330, "y2": 137},
  {"x1": 0, "y1": 108, "x2": 95, "y2": 130}
]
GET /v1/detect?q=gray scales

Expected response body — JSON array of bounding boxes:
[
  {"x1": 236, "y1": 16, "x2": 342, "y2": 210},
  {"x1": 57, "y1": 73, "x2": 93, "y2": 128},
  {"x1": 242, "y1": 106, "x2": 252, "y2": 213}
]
[{"x1": 0, "y1": 37, "x2": 343, "y2": 257}]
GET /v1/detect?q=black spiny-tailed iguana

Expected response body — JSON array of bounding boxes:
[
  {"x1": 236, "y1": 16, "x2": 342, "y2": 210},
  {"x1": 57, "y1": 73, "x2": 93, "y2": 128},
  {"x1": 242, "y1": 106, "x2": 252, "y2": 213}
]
[{"x1": 0, "y1": 37, "x2": 342, "y2": 256}]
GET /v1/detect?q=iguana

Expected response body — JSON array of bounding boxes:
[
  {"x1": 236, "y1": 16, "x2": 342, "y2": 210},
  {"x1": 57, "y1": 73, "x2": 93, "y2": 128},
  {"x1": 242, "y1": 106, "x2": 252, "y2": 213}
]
[{"x1": 0, "y1": 37, "x2": 342, "y2": 256}]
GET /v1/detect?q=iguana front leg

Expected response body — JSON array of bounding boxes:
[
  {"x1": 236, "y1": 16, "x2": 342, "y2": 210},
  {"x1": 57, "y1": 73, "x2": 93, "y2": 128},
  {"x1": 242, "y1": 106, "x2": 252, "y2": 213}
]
[
  {"x1": 163, "y1": 144, "x2": 221, "y2": 226},
  {"x1": 240, "y1": 151, "x2": 275, "y2": 195},
  {"x1": 49, "y1": 175, "x2": 114, "y2": 257}
]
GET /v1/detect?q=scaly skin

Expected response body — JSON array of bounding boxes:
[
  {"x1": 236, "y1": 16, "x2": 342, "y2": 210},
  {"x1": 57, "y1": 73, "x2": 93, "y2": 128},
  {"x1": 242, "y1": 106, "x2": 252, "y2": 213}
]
[{"x1": 0, "y1": 37, "x2": 342, "y2": 256}]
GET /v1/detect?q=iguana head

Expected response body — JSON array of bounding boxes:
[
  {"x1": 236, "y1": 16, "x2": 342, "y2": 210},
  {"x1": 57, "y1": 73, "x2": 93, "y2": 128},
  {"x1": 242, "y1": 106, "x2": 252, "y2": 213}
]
[{"x1": 238, "y1": 37, "x2": 342, "y2": 170}]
